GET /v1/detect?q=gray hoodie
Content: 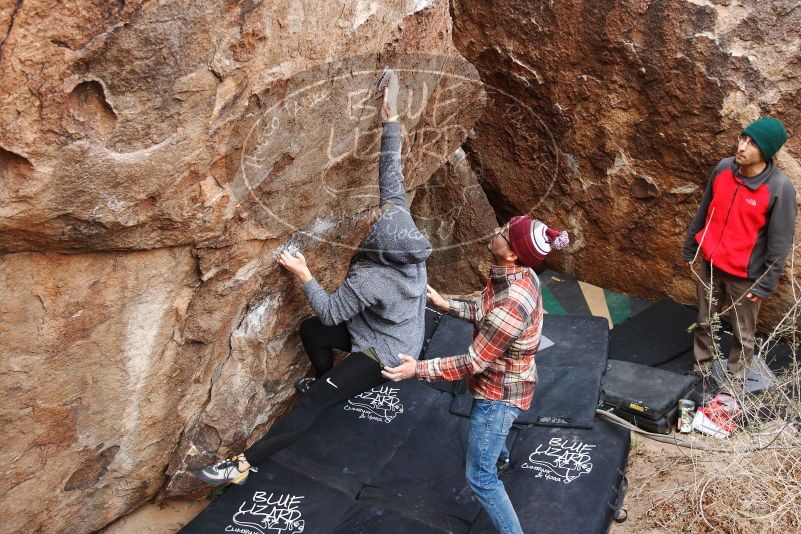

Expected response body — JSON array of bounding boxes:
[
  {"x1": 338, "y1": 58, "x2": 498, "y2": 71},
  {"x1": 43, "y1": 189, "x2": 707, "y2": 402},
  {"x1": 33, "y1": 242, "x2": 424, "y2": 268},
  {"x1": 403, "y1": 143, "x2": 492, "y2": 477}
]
[{"x1": 301, "y1": 121, "x2": 432, "y2": 367}]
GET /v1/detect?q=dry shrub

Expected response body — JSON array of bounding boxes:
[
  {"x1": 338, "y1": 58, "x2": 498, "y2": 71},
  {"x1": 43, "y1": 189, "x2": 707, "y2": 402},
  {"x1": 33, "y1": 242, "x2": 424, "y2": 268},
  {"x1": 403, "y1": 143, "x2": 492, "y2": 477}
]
[{"x1": 640, "y1": 254, "x2": 801, "y2": 533}]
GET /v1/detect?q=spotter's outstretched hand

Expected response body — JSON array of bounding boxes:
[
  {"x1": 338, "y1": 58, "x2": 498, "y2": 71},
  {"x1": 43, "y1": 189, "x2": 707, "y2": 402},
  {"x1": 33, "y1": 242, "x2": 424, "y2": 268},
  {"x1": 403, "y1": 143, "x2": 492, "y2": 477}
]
[
  {"x1": 382, "y1": 353, "x2": 416, "y2": 382},
  {"x1": 426, "y1": 284, "x2": 449, "y2": 312}
]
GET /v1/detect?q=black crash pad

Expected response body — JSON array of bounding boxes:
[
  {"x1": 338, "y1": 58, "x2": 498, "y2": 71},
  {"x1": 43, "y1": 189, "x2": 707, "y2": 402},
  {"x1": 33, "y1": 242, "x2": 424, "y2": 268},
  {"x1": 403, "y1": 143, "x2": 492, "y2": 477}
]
[
  {"x1": 334, "y1": 502, "x2": 470, "y2": 534},
  {"x1": 609, "y1": 299, "x2": 696, "y2": 367},
  {"x1": 419, "y1": 307, "x2": 444, "y2": 358},
  {"x1": 451, "y1": 315, "x2": 610, "y2": 429},
  {"x1": 181, "y1": 460, "x2": 355, "y2": 534},
  {"x1": 272, "y1": 379, "x2": 442, "y2": 486},
  {"x1": 424, "y1": 313, "x2": 475, "y2": 358},
  {"x1": 470, "y1": 417, "x2": 630, "y2": 534},
  {"x1": 362, "y1": 394, "x2": 515, "y2": 524},
  {"x1": 419, "y1": 312, "x2": 474, "y2": 393},
  {"x1": 655, "y1": 349, "x2": 696, "y2": 374},
  {"x1": 604, "y1": 360, "x2": 698, "y2": 419}
]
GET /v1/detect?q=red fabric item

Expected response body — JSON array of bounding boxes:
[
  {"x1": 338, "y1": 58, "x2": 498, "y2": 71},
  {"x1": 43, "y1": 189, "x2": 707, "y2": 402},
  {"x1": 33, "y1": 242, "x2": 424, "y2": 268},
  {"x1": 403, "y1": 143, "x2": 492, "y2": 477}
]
[
  {"x1": 545, "y1": 227, "x2": 561, "y2": 242},
  {"x1": 508, "y1": 215, "x2": 546, "y2": 267},
  {"x1": 695, "y1": 168, "x2": 770, "y2": 277}
]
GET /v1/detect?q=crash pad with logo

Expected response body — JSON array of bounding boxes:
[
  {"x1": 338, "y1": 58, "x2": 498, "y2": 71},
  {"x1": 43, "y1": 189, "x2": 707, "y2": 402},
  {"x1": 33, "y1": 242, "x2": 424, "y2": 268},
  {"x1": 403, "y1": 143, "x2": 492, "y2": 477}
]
[
  {"x1": 181, "y1": 460, "x2": 354, "y2": 534},
  {"x1": 272, "y1": 379, "x2": 442, "y2": 486},
  {"x1": 360, "y1": 393, "x2": 517, "y2": 524},
  {"x1": 469, "y1": 417, "x2": 630, "y2": 534}
]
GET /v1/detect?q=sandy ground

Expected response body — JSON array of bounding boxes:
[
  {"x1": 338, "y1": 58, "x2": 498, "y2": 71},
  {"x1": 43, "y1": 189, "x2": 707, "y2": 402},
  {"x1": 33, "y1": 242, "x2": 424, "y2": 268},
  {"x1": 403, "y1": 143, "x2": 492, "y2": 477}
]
[
  {"x1": 610, "y1": 430, "x2": 723, "y2": 534},
  {"x1": 100, "y1": 498, "x2": 209, "y2": 534}
]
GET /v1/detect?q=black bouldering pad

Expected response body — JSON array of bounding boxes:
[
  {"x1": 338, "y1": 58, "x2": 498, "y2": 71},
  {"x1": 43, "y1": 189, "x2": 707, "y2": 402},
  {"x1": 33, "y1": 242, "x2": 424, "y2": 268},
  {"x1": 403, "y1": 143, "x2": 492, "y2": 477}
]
[
  {"x1": 363, "y1": 394, "x2": 503, "y2": 523},
  {"x1": 539, "y1": 271, "x2": 593, "y2": 316},
  {"x1": 419, "y1": 312, "x2": 473, "y2": 393},
  {"x1": 424, "y1": 313, "x2": 475, "y2": 358},
  {"x1": 609, "y1": 299, "x2": 696, "y2": 366},
  {"x1": 469, "y1": 417, "x2": 630, "y2": 534},
  {"x1": 273, "y1": 380, "x2": 442, "y2": 486},
  {"x1": 451, "y1": 315, "x2": 609, "y2": 429},
  {"x1": 334, "y1": 502, "x2": 470, "y2": 534},
  {"x1": 181, "y1": 460, "x2": 354, "y2": 534},
  {"x1": 419, "y1": 307, "x2": 444, "y2": 358},
  {"x1": 655, "y1": 349, "x2": 696, "y2": 374}
]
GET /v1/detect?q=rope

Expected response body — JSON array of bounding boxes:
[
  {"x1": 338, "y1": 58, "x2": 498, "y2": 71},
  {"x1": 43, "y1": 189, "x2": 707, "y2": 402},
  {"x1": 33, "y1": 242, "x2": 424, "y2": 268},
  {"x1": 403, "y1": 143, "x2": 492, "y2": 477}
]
[{"x1": 595, "y1": 409, "x2": 791, "y2": 453}]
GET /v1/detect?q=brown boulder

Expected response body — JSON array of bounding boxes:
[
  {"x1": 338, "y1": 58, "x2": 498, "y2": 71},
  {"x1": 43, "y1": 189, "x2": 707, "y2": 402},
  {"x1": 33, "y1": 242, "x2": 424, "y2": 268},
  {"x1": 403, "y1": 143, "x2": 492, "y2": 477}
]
[
  {"x1": 412, "y1": 146, "x2": 497, "y2": 293},
  {"x1": 0, "y1": 0, "x2": 485, "y2": 532},
  {"x1": 451, "y1": 0, "x2": 801, "y2": 329}
]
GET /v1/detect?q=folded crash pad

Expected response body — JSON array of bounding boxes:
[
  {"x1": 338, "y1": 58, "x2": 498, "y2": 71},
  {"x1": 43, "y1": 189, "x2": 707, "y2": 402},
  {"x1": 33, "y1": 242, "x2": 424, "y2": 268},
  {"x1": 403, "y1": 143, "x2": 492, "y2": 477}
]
[
  {"x1": 451, "y1": 315, "x2": 609, "y2": 429},
  {"x1": 272, "y1": 379, "x2": 442, "y2": 486},
  {"x1": 609, "y1": 299, "x2": 696, "y2": 366},
  {"x1": 603, "y1": 360, "x2": 698, "y2": 434},
  {"x1": 181, "y1": 460, "x2": 355, "y2": 534},
  {"x1": 469, "y1": 417, "x2": 630, "y2": 534}
]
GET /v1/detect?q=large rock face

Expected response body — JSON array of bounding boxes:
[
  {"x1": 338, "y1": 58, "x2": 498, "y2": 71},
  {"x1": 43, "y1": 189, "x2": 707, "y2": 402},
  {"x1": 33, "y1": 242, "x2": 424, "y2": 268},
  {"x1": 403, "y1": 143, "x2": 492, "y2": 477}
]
[
  {"x1": 0, "y1": 1, "x2": 485, "y2": 532},
  {"x1": 411, "y1": 146, "x2": 497, "y2": 293},
  {"x1": 452, "y1": 0, "x2": 801, "y2": 328}
]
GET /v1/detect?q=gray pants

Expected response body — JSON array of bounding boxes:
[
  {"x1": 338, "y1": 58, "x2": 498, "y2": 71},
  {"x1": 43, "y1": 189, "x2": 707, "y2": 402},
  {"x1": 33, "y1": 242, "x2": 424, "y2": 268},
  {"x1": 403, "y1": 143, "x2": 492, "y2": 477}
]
[{"x1": 694, "y1": 262, "x2": 761, "y2": 374}]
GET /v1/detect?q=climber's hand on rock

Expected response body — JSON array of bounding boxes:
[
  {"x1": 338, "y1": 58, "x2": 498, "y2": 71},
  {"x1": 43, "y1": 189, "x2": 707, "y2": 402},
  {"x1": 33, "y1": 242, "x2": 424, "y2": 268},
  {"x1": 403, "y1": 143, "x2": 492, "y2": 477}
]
[
  {"x1": 381, "y1": 70, "x2": 399, "y2": 122},
  {"x1": 426, "y1": 285, "x2": 449, "y2": 313},
  {"x1": 382, "y1": 354, "x2": 417, "y2": 382},
  {"x1": 277, "y1": 251, "x2": 312, "y2": 283}
]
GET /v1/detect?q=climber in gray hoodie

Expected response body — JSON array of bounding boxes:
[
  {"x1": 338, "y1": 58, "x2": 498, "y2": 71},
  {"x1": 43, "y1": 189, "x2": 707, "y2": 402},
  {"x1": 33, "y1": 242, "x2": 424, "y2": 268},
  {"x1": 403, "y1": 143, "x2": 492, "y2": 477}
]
[{"x1": 197, "y1": 69, "x2": 432, "y2": 486}]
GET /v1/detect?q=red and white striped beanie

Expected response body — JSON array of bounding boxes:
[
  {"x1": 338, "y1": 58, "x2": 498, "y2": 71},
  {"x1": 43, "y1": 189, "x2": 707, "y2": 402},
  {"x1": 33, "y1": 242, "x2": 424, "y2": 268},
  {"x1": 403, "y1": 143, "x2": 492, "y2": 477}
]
[{"x1": 507, "y1": 215, "x2": 569, "y2": 267}]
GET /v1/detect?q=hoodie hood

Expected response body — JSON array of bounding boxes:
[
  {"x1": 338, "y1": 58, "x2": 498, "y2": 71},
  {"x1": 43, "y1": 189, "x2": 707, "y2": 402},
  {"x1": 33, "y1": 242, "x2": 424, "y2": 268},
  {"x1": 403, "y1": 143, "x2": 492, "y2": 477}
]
[{"x1": 355, "y1": 205, "x2": 432, "y2": 266}]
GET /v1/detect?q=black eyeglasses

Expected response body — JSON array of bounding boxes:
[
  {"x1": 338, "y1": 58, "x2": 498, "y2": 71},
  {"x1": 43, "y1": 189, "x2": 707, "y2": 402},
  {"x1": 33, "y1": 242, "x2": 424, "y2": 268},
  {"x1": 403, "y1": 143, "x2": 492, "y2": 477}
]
[{"x1": 496, "y1": 224, "x2": 512, "y2": 247}]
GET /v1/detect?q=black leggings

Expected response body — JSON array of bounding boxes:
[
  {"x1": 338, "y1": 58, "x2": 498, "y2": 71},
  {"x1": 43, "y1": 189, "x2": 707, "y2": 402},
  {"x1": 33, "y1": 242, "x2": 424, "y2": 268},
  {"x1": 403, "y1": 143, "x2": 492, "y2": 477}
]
[{"x1": 245, "y1": 317, "x2": 387, "y2": 465}]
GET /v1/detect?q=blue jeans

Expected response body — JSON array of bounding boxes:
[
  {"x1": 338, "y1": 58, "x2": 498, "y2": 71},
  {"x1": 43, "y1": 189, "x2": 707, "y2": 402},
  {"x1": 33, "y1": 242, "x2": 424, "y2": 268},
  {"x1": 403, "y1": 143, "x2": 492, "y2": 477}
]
[{"x1": 467, "y1": 399, "x2": 523, "y2": 534}]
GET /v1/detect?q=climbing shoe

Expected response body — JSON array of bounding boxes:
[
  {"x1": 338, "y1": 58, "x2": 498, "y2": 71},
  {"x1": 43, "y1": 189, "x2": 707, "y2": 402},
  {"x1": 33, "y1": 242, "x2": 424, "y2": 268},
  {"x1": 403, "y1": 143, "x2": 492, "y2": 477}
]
[
  {"x1": 196, "y1": 455, "x2": 257, "y2": 486},
  {"x1": 295, "y1": 377, "x2": 316, "y2": 396}
]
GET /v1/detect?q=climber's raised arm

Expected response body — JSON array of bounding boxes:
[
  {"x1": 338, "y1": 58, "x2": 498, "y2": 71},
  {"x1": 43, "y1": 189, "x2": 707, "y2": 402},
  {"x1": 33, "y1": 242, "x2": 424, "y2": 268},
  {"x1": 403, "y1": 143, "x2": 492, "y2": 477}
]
[{"x1": 378, "y1": 69, "x2": 406, "y2": 209}]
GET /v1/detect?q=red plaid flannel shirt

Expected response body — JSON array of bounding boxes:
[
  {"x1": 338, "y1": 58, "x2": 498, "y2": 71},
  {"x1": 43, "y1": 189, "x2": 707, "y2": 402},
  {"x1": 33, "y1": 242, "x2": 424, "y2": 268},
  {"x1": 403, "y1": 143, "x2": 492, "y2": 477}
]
[{"x1": 416, "y1": 265, "x2": 543, "y2": 410}]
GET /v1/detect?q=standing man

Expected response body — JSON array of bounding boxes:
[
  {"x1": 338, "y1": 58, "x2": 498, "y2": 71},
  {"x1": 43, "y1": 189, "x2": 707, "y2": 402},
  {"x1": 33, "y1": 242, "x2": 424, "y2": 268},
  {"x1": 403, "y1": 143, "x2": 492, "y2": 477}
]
[
  {"x1": 683, "y1": 117, "x2": 796, "y2": 378},
  {"x1": 383, "y1": 216, "x2": 569, "y2": 534}
]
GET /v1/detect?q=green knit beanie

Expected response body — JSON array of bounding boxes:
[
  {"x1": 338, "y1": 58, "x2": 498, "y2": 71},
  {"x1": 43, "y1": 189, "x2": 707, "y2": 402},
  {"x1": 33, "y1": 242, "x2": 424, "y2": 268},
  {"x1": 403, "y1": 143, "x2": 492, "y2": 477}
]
[{"x1": 742, "y1": 117, "x2": 787, "y2": 161}]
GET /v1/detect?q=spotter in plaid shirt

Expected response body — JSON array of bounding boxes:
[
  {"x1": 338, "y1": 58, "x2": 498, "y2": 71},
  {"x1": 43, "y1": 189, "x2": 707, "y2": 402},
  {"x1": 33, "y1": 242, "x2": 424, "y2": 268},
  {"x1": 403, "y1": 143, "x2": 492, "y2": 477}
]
[
  {"x1": 415, "y1": 264, "x2": 543, "y2": 410},
  {"x1": 382, "y1": 216, "x2": 565, "y2": 534}
]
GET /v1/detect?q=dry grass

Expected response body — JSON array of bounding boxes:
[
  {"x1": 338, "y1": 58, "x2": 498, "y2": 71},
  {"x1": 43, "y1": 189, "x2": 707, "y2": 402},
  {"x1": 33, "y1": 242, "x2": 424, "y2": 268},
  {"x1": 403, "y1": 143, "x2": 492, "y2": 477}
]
[{"x1": 630, "y1": 252, "x2": 801, "y2": 533}]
